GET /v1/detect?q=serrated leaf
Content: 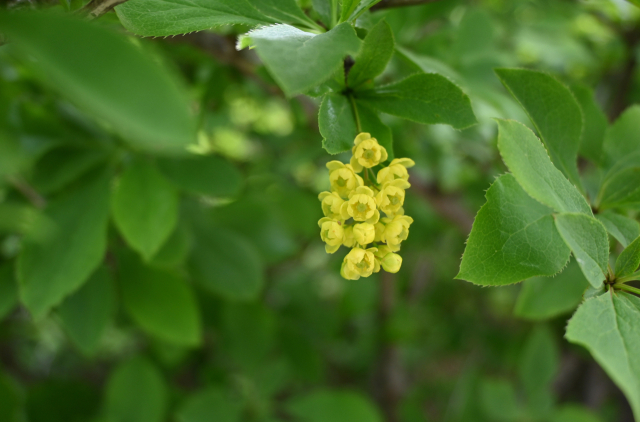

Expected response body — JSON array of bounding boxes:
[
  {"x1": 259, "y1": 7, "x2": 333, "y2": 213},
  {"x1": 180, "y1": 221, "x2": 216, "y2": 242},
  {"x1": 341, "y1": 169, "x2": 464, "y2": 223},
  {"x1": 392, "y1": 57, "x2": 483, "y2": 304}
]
[
  {"x1": 347, "y1": 20, "x2": 394, "y2": 88},
  {"x1": 514, "y1": 258, "x2": 589, "y2": 320},
  {"x1": 357, "y1": 73, "x2": 476, "y2": 129},
  {"x1": 615, "y1": 236, "x2": 640, "y2": 278},
  {"x1": 248, "y1": 0, "x2": 316, "y2": 27},
  {"x1": 115, "y1": 0, "x2": 274, "y2": 37},
  {"x1": 0, "y1": 263, "x2": 18, "y2": 321},
  {"x1": 495, "y1": 68, "x2": 583, "y2": 187},
  {"x1": 0, "y1": 12, "x2": 196, "y2": 154},
  {"x1": 158, "y1": 154, "x2": 242, "y2": 198},
  {"x1": 554, "y1": 213, "x2": 608, "y2": 288},
  {"x1": 119, "y1": 254, "x2": 202, "y2": 346},
  {"x1": 571, "y1": 84, "x2": 607, "y2": 164},
  {"x1": 57, "y1": 266, "x2": 114, "y2": 356},
  {"x1": 596, "y1": 211, "x2": 640, "y2": 248},
  {"x1": 565, "y1": 292, "x2": 640, "y2": 420},
  {"x1": 248, "y1": 23, "x2": 361, "y2": 96},
  {"x1": 176, "y1": 388, "x2": 243, "y2": 422},
  {"x1": 105, "y1": 357, "x2": 168, "y2": 422},
  {"x1": 286, "y1": 390, "x2": 383, "y2": 422},
  {"x1": 457, "y1": 174, "x2": 570, "y2": 286},
  {"x1": 319, "y1": 93, "x2": 393, "y2": 158},
  {"x1": 18, "y1": 173, "x2": 110, "y2": 319},
  {"x1": 496, "y1": 119, "x2": 591, "y2": 215},
  {"x1": 111, "y1": 160, "x2": 179, "y2": 261},
  {"x1": 189, "y1": 225, "x2": 264, "y2": 301}
]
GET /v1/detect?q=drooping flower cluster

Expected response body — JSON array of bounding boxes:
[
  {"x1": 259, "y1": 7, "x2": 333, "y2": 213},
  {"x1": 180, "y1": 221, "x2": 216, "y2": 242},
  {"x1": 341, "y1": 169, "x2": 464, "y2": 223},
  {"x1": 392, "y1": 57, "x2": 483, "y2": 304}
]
[{"x1": 318, "y1": 133, "x2": 415, "y2": 280}]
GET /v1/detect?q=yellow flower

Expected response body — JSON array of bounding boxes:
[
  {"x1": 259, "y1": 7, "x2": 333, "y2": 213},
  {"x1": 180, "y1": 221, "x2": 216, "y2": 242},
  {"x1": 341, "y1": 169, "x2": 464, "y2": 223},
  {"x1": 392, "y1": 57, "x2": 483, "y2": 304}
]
[
  {"x1": 373, "y1": 221, "x2": 385, "y2": 242},
  {"x1": 350, "y1": 133, "x2": 388, "y2": 172},
  {"x1": 341, "y1": 247, "x2": 380, "y2": 280},
  {"x1": 376, "y1": 179, "x2": 410, "y2": 216},
  {"x1": 353, "y1": 223, "x2": 375, "y2": 245},
  {"x1": 340, "y1": 186, "x2": 380, "y2": 224},
  {"x1": 377, "y1": 158, "x2": 415, "y2": 185},
  {"x1": 318, "y1": 191, "x2": 345, "y2": 220},
  {"x1": 381, "y1": 253, "x2": 402, "y2": 273},
  {"x1": 374, "y1": 244, "x2": 393, "y2": 259},
  {"x1": 381, "y1": 215, "x2": 413, "y2": 249},
  {"x1": 318, "y1": 217, "x2": 344, "y2": 254},
  {"x1": 343, "y1": 225, "x2": 355, "y2": 247},
  {"x1": 327, "y1": 161, "x2": 363, "y2": 199}
]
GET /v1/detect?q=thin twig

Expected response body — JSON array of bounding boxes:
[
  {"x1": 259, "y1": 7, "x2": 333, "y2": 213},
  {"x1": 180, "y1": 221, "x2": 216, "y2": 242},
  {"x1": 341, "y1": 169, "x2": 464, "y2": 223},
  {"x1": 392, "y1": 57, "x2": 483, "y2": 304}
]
[
  {"x1": 8, "y1": 176, "x2": 46, "y2": 209},
  {"x1": 371, "y1": 0, "x2": 443, "y2": 11},
  {"x1": 79, "y1": 0, "x2": 130, "y2": 19}
]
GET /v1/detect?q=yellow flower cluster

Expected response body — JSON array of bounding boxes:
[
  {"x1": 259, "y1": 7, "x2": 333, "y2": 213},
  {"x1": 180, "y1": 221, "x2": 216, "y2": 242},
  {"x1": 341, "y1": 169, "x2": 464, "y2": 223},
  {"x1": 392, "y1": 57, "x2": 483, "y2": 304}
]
[{"x1": 318, "y1": 133, "x2": 415, "y2": 280}]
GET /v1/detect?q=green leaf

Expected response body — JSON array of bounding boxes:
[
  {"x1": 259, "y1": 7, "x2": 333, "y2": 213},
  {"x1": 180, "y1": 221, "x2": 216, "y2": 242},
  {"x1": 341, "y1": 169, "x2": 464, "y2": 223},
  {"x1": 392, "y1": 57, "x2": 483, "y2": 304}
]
[
  {"x1": 514, "y1": 259, "x2": 589, "y2": 320},
  {"x1": 247, "y1": 23, "x2": 361, "y2": 96},
  {"x1": 311, "y1": 0, "x2": 332, "y2": 26},
  {"x1": 552, "y1": 404, "x2": 603, "y2": 422},
  {"x1": 596, "y1": 166, "x2": 640, "y2": 210},
  {"x1": 496, "y1": 119, "x2": 591, "y2": 215},
  {"x1": 119, "y1": 254, "x2": 202, "y2": 346},
  {"x1": 286, "y1": 390, "x2": 383, "y2": 422},
  {"x1": 0, "y1": 12, "x2": 196, "y2": 154},
  {"x1": 357, "y1": 74, "x2": 476, "y2": 129},
  {"x1": 111, "y1": 160, "x2": 179, "y2": 261},
  {"x1": 554, "y1": 213, "x2": 609, "y2": 288},
  {"x1": 319, "y1": 94, "x2": 393, "y2": 158},
  {"x1": 565, "y1": 292, "x2": 640, "y2": 420},
  {"x1": 457, "y1": 174, "x2": 570, "y2": 286},
  {"x1": 105, "y1": 357, "x2": 168, "y2": 422},
  {"x1": 348, "y1": 0, "x2": 382, "y2": 21},
  {"x1": 596, "y1": 211, "x2": 640, "y2": 248},
  {"x1": 479, "y1": 379, "x2": 520, "y2": 422},
  {"x1": 149, "y1": 224, "x2": 192, "y2": 269},
  {"x1": 495, "y1": 68, "x2": 583, "y2": 187},
  {"x1": 248, "y1": 0, "x2": 316, "y2": 27},
  {"x1": 189, "y1": 225, "x2": 264, "y2": 301},
  {"x1": 518, "y1": 326, "x2": 558, "y2": 402},
  {"x1": 0, "y1": 264, "x2": 18, "y2": 321},
  {"x1": 158, "y1": 155, "x2": 242, "y2": 198},
  {"x1": 30, "y1": 147, "x2": 108, "y2": 195},
  {"x1": 571, "y1": 84, "x2": 607, "y2": 164},
  {"x1": 602, "y1": 105, "x2": 640, "y2": 168},
  {"x1": 615, "y1": 236, "x2": 640, "y2": 278},
  {"x1": 176, "y1": 388, "x2": 243, "y2": 422},
  {"x1": 57, "y1": 267, "x2": 114, "y2": 356},
  {"x1": 347, "y1": 20, "x2": 394, "y2": 88},
  {"x1": 18, "y1": 173, "x2": 110, "y2": 319},
  {"x1": 0, "y1": 372, "x2": 21, "y2": 422},
  {"x1": 340, "y1": 0, "x2": 360, "y2": 22},
  {"x1": 116, "y1": 0, "x2": 273, "y2": 37}
]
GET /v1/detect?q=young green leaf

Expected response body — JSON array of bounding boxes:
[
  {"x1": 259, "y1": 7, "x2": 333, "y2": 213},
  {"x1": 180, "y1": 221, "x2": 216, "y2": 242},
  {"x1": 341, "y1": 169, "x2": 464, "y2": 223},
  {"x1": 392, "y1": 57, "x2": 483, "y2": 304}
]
[
  {"x1": 247, "y1": 23, "x2": 362, "y2": 96},
  {"x1": 554, "y1": 213, "x2": 609, "y2": 288},
  {"x1": 565, "y1": 292, "x2": 640, "y2": 420},
  {"x1": 176, "y1": 388, "x2": 243, "y2": 422},
  {"x1": 495, "y1": 68, "x2": 583, "y2": 187},
  {"x1": 357, "y1": 74, "x2": 477, "y2": 129},
  {"x1": 602, "y1": 105, "x2": 640, "y2": 168},
  {"x1": 347, "y1": 20, "x2": 394, "y2": 88},
  {"x1": 615, "y1": 236, "x2": 640, "y2": 278},
  {"x1": 57, "y1": 266, "x2": 114, "y2": 356},
  {"x1": 119, "y1": 254, "x2": 202, "y2": 346},
  {"x1": 158, "y1": 155, "x2": 243, "y2": 198},
  {"x1": 0, "y1": 12, "x2": 196, "y2": 154},
  {"x1": 111, "y1": 160, "x2": 179, "y2": 261},
  {"x1": 571, "y1": 84, "x2": 607, "y2": 164},
  {"x1": 340, "y1": 0, "x2": 360, "y2": 22},
  {"x1": 189, "y1": 226, "x2": 264, "y2": 301},
  {"x1": 0, "y1": 264, "x2": 18, "y2": 321},
  {"x1": 311, "y1": 0, "x2": 332, "y2": 26},
  {"x1": 149, "y1": 224, "x2": 192, "y2": 269},
  {"x1": 105, "y1": 357, "x2": 168, "y2": 422},
  {"x1": 595, "y1": 166, "x2": 640, "y2": 210},
  {"x1": 348, "y1": 0, "x2": 382, "y2": 22},
  {"x1": 18, "y1": 173, "x2": 110, "y2": 319},
  {"x1": 518, "y1": 326, "x2": 559, "y2": 403},
  {"x1": 457, "y1": 174, "x2": 570, "y2": 286},
  {"x1": 514, "y1": 259, "x2": 589, "y2": 320},
  {"x1": 115, "y1": 0, "x2": 274, "y2": 37},
  {"x1": 496, "y1": 119, "x2": 591, "y2": 215},
  {"x1": 286, "y1": 390, "x2": 383, "y2": 422},
  {"x1": 596, "y1": 211, "x2": 640, "y2": 248},
  {"x1": 248, "y1": 0, "x2": 317, "y2": 28}
]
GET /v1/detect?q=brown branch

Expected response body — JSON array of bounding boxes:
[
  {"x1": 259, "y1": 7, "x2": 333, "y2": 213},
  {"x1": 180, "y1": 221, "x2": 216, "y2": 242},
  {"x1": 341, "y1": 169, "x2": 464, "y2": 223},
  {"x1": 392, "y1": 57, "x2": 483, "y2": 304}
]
[
  {"x1": 79, "y1": 0, "x2": 129, "y2": 19},
  {"x1": 371, "y1": 0, "x2": 443, "y2": 11},
  {"x1": 8, "y1": 176, "x2": 46, "y2": 209}
]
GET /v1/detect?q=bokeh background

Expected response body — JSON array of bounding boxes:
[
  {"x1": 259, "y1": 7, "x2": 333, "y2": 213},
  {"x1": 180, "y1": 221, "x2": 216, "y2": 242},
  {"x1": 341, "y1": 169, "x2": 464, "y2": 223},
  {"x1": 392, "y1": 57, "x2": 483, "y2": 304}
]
[{"x1": 0, "y1": 0, "x2": 639, "y2": 421}]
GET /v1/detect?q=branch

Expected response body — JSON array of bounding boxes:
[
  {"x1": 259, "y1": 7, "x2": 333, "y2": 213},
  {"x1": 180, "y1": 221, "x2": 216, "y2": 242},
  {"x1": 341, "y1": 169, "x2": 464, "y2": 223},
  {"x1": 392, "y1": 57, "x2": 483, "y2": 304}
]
[
  {"x1": 8, "y1": 176, "x2": 46, "y2": 209},
  {"x1": 79, "y1": 0, "x2": 129, "y2": 19},
  {"x1": 371, "y1": 0, "x2": 443, "y2": 11}
]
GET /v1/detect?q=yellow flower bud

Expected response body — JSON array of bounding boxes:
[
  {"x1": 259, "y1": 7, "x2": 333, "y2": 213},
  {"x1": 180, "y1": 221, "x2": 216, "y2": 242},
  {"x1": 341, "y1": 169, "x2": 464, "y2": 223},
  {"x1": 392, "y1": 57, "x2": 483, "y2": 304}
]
[
  {"x1": 318, "y1": 191, "x2": 345, "y2": 220},
  {"x1": 381, "y1": 215, "x2": 413, "y2": 248},
  {"x1": 377, "y1": 158, "x2": 415, "y2": 185},
  {"x1": 318, "y1": 217, "x2": 344, "y2": 254},
  {"x1": 376, "y1": 179, "x2": 410, "y2": 216},
  {"x1": 349, "y1": 133, "x2": 388, "y2": 172},
  {"x1": 327, "y1": 161, "x2": 363, "y2": 199},
  {"x1": 341, "y1": 247, "x2": 378, "y2": 280},
  {"x1": 381, "y1": 253, "x2": 402, "y2": 273},
  {"x1": 343, "y1": 225, "x2": 355, "y2": 247},
  {"x1": 353, "y1": 223, "x2": 375, "y2": 245},
  {"x1": 340, "y1": 186, "x2": 380, "y2": 224},
  {"x1": 373, "y1": 221, "x2": 385, "y2": 242},
  {"x1": 374, "y1": 244, "x2": 393, "y2": 259}
]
